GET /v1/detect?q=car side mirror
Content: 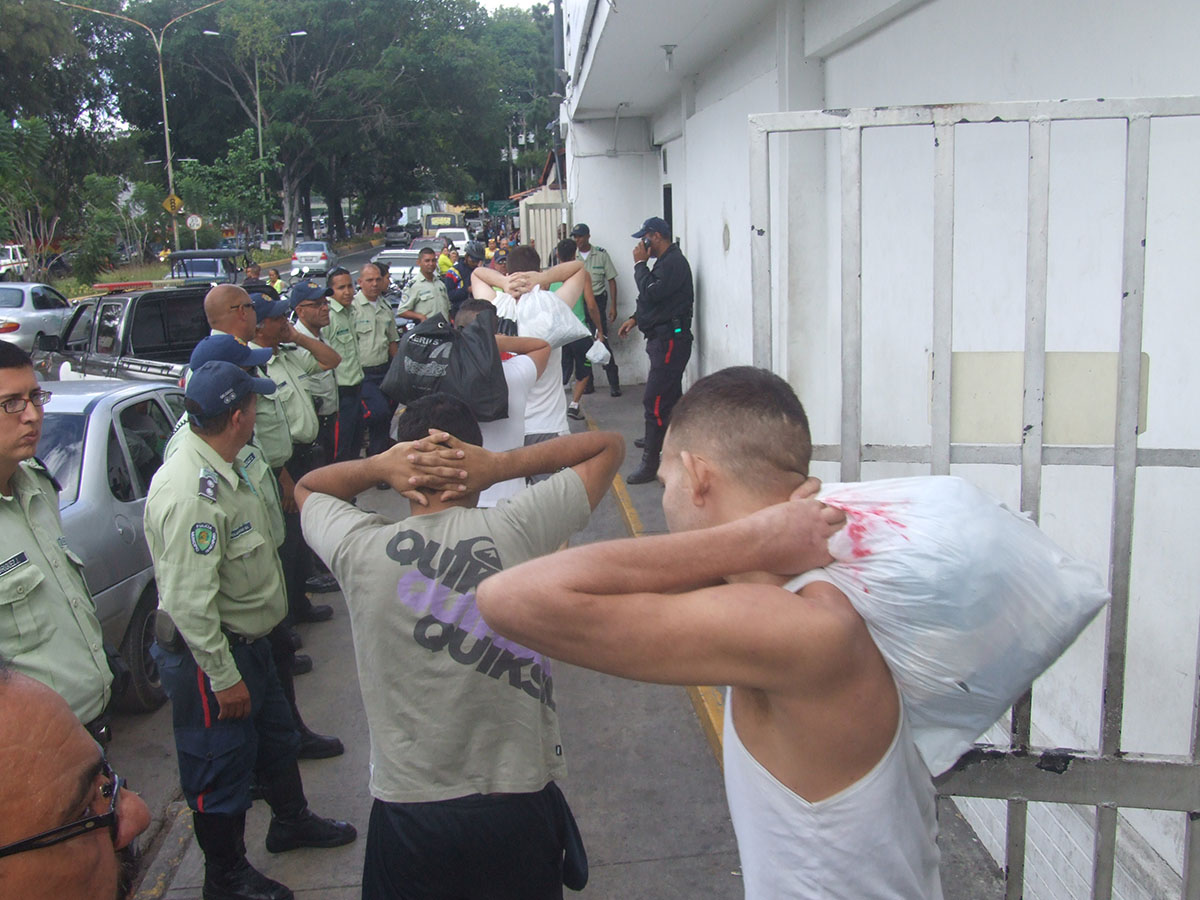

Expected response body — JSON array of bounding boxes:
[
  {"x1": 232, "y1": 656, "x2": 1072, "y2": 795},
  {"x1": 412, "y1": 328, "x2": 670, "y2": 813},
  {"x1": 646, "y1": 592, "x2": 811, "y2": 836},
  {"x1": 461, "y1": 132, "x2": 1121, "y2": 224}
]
[{"x1": 34, "y1": 333, "x2": 62, "y2": 353}]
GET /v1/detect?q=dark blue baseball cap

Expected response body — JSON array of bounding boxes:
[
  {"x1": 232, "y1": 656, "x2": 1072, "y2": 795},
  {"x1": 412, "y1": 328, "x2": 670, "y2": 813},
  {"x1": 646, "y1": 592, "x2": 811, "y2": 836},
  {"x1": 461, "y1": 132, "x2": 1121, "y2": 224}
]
[
  {"x1": 251, "y1": 291, "x2": 290, "y2": 321},
  {"x1": 186, "y1": 360, "x2": 275, "y2": 421},
  {"x1": 632, "y1": 216, "x2": 671, "y2": 239},
  {"x1": 288, "y1": 280, "x2": 333, "y2": 310},
  {"x1": 190, "y1": 334, "x2": 272, "y2": 370}
]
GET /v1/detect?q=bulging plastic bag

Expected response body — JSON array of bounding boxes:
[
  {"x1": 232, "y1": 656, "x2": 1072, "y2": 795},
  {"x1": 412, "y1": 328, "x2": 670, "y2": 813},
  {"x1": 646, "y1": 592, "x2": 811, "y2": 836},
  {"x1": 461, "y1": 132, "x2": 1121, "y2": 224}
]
[
  {"x1": 585, "y1": 339, "x2": 611, "y2": 366},
  {"x1": 492, "y1": 292, "x2": 518, "y2": 336},
  {"x1": 813, "y1": 476, "x2": 1109, "y2": 776},
  {"x1": 515, "y1": 287, "x2": 591, "y2": 348}
]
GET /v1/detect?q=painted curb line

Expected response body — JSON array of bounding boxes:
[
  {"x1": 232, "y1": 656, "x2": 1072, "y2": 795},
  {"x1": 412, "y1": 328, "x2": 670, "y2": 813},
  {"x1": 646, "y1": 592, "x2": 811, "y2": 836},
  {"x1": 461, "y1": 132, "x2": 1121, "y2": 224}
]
[{"x1": 133, "y1": 801, "x2": 192, "y2": 899}]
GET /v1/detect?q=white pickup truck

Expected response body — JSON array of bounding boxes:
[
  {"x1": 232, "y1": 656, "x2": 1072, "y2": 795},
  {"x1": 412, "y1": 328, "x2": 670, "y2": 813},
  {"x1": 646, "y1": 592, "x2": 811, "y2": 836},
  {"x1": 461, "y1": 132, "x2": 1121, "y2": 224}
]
[{"x1": 0, "y1": 244, "x2": 28, "y2": 280}]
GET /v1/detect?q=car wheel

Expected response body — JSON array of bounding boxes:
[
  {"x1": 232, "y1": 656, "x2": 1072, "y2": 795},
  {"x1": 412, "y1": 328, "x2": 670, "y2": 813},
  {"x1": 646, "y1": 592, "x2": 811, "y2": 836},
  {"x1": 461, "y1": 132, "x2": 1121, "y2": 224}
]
[{"x1": 114, "y1": 587, "x2": 167, "y2": 714}]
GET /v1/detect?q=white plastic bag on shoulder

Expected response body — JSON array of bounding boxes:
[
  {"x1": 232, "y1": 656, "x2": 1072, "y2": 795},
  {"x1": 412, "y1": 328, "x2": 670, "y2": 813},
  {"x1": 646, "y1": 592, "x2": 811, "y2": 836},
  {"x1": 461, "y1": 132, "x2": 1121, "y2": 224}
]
[
  {"x1": 516, "y1": 287, "x2": 591, "y2": 348},
  {"x1": 813, "y1": 476, "x2": 1109, "y2": 776}
]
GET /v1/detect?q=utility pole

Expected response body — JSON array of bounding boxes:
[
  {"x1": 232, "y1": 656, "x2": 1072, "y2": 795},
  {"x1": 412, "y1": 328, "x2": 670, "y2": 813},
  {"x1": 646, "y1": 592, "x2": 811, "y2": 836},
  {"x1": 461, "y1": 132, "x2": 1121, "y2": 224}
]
[{"x1": 55, "y1": 0, "x2": 231, "y2": 252}]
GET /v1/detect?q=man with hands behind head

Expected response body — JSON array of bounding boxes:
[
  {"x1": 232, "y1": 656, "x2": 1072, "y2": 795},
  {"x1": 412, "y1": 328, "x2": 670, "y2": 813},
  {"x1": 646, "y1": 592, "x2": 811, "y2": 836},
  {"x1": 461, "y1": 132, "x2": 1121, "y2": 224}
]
[{"x1": 477, "y1": 367, "x2": 944, "y2": 900}]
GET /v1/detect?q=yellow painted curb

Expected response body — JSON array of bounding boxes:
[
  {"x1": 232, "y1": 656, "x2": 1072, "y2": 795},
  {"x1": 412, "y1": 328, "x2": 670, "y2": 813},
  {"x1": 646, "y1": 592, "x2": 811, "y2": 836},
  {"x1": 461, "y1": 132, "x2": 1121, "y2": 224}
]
[{"x1": 586, "y1": 412, "x2": 725, "y2": 764}]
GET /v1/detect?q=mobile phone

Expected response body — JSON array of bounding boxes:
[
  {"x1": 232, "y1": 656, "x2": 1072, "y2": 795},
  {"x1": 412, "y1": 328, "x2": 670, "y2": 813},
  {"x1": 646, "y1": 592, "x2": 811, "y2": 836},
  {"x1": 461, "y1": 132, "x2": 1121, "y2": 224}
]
[{"x1": 641, "y1": 237, "x2": 650, "y2": 249}]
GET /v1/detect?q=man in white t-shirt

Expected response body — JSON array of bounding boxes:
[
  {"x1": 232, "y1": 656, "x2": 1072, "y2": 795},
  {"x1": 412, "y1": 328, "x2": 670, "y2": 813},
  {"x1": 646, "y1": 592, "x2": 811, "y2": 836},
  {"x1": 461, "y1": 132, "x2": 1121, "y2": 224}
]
[
  {"x1": 453, "y1": 299, "x2": 551, "y2": 507},
  {"x1": 470, "y1": 247, "x2": 590, "y2": 451},
  {"x1": 476, "y1": 367, "x2": 944, "y2": 900}
]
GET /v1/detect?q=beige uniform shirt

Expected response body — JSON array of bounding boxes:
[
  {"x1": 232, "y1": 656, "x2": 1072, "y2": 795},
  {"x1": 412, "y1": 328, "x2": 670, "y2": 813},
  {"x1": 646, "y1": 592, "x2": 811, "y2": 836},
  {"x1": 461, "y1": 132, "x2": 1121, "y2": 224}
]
[
  {"x1": 326, "y1": 300, "x2": 364, "y2": 388},
  {"x1": 266, "y1": 345, "x2": 320, "y2": 445},
  {"x1": 0, "y1": 460, "x2": 112, "y2": 722},
  {"x1": 397, "y1": 275, "x2": 450, "y2": 321},
  {"x1": 581, "y1": 245, "x2": 618, "y2": 296},
  {"x1": 145, "y1": 428, "x2": 287, "y2": 692},
  {"x1": 247, "y1": 343, "x2": 293, "y2": 467},
  {"x1": 292, "y1": 321, "x2": 339, "y2": 416},
  {"x1": 352, "y1": 291, "x2": 400, "y2": 368}
]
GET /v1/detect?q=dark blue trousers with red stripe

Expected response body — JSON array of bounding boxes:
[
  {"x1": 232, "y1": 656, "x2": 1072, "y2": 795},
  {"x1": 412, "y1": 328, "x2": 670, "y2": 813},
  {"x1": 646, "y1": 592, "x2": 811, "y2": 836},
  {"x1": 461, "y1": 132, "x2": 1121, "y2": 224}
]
[
  {"x1": 153, "y1": 636, "x2": 300, "y2": 815},
  {"x1": 643, "y1": 331, "x2": 693, "y2": 434}
]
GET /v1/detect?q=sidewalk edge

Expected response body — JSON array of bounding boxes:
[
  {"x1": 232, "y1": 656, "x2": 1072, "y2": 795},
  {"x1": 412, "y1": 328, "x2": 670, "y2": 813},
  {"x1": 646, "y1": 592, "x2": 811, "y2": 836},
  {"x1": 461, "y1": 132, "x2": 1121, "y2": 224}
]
[{"x1": 133, "y1": 801, "x2": 192, "y2": 899}]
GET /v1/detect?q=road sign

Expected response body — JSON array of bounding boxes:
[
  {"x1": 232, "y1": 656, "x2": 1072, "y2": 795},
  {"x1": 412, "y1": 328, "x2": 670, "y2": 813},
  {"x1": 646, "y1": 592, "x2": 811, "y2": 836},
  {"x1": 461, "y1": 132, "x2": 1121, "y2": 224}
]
[
  {"x1": 186, "y1": 214, "x2": 202, "y2": 231},
  {"x1": 162, "y1": 194, "x2": 184, "y2": 214}
]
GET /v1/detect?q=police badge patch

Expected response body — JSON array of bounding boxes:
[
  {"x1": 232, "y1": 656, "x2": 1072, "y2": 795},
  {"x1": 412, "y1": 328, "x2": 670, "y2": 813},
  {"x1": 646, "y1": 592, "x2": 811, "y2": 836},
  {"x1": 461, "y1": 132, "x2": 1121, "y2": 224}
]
[{"x1": 190, "y1": 523, "x2": 216, "y2": 554}]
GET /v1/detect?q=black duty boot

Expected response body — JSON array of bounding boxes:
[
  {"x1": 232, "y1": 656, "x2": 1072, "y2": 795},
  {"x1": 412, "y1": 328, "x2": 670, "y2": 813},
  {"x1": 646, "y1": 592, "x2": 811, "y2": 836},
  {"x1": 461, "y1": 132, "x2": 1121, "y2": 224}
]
[
  {"x1": 626, "y1": 424, "x2": 663, "y2": 485},
  {"x1": 297, "y1": 724, "x2": 345, "y2": 760},
  {"x1": 193, "y1": 811, "x2": 293, "y2": 900},
  {"x1": 261, "y1": 761, "x2": 357, "y2": 853}
]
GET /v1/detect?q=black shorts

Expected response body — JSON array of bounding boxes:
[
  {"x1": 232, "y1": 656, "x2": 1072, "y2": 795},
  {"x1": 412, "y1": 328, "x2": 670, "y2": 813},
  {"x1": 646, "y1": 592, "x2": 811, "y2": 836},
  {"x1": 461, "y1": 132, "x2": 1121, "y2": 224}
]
[
  {"x1": 361, "y1": 782, "x2": 587, "y2": 900},
  {"x1": 562, "y1": 335, "x2": 593, "y2": 382}
]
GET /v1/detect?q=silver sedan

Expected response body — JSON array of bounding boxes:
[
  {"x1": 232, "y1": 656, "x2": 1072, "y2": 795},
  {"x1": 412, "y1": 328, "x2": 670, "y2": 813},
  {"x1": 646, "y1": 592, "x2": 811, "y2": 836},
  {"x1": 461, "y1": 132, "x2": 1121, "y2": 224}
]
[
  {"x1": 38, "y1": 378, "x2": 187, "y2": 714},
  {"x1": 0, "y1": 282, "x2": 75, "y2": 351},
  {"x1": 291, "y1": 240, "x2": 339, "y2": 277}
]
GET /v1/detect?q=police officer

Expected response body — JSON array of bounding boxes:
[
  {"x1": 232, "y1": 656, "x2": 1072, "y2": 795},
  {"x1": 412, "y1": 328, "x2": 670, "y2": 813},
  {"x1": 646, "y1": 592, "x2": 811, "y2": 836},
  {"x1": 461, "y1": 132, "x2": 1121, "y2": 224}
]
[
  {"x1": 146, "y1": 361, "x2": 355, "y2": 900},
  {"x1": 617, "y1": 216, "x2": 694, "y2": 484},
  {"x1": 347, "y1": 265, "x2": 394, "y2": 457},
  {"x1": 571, "y1": 223, "x2": 621, "y2": 396},
  {"x1": 397, "y1": 248, "x2": 451, "y2": 324},
  {"x1": 0, "y1": 342, "x2": 113, "y2": 742}
]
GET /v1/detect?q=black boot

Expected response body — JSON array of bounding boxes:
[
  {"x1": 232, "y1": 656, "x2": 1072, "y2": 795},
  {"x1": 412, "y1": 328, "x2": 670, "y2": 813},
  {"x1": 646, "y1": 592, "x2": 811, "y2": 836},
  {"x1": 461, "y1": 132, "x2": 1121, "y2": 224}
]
[
  {"x1": 626, "y1": 424, "x2": 663, "y2": 485},
  {"x1": 261, "y1": 761, "x2": 357, "y2": 853},
  {"x1": 193, "y1": 811, "x2": 293, "y2": 900},
  {"x1": 297, "y1": 723, "x2": 345, "y2": 760}
]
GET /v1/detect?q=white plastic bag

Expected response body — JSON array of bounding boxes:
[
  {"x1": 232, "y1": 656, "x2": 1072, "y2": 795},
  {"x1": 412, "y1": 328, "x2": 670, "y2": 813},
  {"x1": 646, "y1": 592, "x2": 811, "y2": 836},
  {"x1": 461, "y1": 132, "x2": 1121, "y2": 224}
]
[
  {"x1": 492, "y1": 292, "x2": 518, "y2": 326},
  {"x1": 515, "y1": 287, "x2": 591, "y2": 348},
  {"x1": 585, "y1": 339, "x2": 611, "y2": 366},
  {"x1": 813, "y1": 476, "x2": 1109, "y2": 776}
]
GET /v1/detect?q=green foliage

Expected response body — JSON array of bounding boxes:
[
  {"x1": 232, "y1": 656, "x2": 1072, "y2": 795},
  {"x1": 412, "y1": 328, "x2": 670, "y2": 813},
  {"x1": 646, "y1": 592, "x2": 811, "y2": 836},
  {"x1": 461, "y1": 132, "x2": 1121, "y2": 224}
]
[{"x1": 176, "y1": 130, "x2": 277, "y2": 233}]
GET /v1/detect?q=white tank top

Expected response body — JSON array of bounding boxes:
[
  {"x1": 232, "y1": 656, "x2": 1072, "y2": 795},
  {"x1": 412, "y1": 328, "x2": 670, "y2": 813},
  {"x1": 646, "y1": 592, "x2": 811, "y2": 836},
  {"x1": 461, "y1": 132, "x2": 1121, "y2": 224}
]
[{"x1": 722, "y1": 574, "x2": 943, "y2": 899}]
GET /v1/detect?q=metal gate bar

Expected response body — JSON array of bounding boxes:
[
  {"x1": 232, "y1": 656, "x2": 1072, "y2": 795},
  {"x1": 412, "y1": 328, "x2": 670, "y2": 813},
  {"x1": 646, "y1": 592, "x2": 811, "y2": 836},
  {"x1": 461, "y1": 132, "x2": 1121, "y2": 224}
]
[{"x1": 747, "y1": 95, "x2": 1200, "y2": 899}]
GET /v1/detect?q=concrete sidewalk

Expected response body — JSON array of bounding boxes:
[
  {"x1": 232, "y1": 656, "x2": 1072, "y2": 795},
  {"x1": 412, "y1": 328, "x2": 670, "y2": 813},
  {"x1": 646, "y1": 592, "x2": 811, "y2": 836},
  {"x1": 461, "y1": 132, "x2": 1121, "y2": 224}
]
[{"x1": 134, "y1": 381, "x2": 1002, "y2": 899}]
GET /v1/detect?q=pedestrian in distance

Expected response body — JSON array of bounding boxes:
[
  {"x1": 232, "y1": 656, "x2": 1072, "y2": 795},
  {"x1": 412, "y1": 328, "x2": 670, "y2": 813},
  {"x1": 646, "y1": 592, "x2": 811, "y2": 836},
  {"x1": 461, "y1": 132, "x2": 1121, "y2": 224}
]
[
  {"x1": 571, "y1": 223, "x2": 621, "y2": 396},
  {"x1": 617, "y1": 216, "x2": 694, "y2": 484}
]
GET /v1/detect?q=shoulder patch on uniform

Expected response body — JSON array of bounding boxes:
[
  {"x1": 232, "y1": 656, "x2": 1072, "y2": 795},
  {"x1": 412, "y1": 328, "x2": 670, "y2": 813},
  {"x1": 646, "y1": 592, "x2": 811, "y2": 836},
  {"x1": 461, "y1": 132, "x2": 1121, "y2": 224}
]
[
  {"x1": 198, "y1": 468, "x2": 218, "y2": 502},
  {"x1": 30, "y1": 456, "x2": 62, "y2": 493},
  {"x1": 0, "y1": 552, "x2": 29, "y2": 577},
  {"x1": 190, "y1": 523, "x2": 216, "y2": 555},
  {"x1": 593, "y1": 245, "x2": 606, "y2": 253}
]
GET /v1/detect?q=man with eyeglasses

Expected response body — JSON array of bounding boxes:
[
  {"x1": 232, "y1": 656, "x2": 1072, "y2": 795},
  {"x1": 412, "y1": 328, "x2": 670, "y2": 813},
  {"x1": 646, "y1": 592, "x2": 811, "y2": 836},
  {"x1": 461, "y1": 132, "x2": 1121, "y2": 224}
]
[
  {"x1": 0, "y1": 341, "x2": 114, "y2": 742},
  {"x1": 0, "y1": 657, "x2": 152, "y2": 900}
]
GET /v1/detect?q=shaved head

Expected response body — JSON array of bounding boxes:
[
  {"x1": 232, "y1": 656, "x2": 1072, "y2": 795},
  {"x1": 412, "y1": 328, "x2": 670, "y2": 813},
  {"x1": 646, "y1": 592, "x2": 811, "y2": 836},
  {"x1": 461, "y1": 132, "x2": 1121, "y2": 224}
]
[
  {"x1": 665, "y1": 366, "x2": 812, "y2": 493},
  {"x1": 203, "y1": 285, "x2": 255, "y2": 342}
]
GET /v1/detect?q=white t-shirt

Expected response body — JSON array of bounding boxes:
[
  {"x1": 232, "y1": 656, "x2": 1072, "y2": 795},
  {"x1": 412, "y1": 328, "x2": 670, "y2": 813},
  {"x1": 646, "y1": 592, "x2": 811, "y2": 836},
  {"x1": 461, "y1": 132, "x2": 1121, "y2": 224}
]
[
  {"x1": 523, "y1": 347, "x2": 566, "y2": 437},
  {"x1": 722, "y1": 570, "x2": 943, "y2": 899},
  {"x1": 479, "y1": 354, "x2": 537, "y2": 508}
]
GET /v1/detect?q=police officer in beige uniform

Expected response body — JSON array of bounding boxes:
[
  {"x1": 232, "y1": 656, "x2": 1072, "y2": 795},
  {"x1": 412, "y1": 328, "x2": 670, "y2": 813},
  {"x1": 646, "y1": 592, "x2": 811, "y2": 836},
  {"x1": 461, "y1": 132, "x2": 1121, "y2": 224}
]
[
  {"x1": 0, "y1": 342, "x2": 113, "y2": 741},
  {"x1": 397, "y1": 247, "x2": 451, "y2": 324},
  {"x1": 350, "y1": 263, "x2": 396, "y2": 456},
  {"x1": 146, "y1": 361, "x2": 355, "y2": 900},
  {"x1": 571, "y1": 224, "x2": 621, "y2": 396}
]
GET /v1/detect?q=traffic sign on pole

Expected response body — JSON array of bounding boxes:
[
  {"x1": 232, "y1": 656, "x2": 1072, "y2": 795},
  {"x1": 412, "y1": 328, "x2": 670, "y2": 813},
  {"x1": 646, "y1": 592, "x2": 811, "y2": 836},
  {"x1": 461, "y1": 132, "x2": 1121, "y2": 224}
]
[
  {"x1": 163, "y1": 194, "x2": 184, "y2": 214},
  {"x1": 186, "y1": 214, "x2": 202, "y2": 231}
]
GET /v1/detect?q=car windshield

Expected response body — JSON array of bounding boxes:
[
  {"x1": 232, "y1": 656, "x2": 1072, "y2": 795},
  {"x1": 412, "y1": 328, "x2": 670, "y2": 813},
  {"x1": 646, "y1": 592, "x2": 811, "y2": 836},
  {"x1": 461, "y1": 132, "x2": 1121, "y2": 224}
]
[
  {"x1": 0, "y1": 288, "x2": 23, "y2": 309},
  {"x1": 39, "y1": 413, "x2": 86, "y2": 506},
  {"x1": 297, "y1": 242, "x2": 324, "y2": 252}
]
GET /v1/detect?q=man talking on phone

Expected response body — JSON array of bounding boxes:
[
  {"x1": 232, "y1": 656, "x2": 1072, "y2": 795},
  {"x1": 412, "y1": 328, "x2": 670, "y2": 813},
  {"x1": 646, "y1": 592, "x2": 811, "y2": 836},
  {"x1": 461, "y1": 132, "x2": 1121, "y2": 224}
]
[{"x1": 617, "y1": 216, "x2": 694, "y2": 485}]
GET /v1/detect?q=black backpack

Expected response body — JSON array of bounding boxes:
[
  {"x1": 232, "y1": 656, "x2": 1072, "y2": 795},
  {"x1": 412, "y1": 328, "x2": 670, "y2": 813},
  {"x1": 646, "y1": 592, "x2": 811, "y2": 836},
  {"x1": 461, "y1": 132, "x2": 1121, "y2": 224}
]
[{"x1": 380, "y1": 311, "x2": 509, "y2": 422}]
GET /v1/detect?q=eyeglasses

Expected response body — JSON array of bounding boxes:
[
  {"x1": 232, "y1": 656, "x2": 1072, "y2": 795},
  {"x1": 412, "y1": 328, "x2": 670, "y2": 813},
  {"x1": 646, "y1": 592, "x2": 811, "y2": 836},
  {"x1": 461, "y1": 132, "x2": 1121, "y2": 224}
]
[
  {"x1": 0, "y1": 759, "x2": 121, "y2": 859},
  {"x1": 0, "y1": 389, "x2": 52, "y2": 414}
]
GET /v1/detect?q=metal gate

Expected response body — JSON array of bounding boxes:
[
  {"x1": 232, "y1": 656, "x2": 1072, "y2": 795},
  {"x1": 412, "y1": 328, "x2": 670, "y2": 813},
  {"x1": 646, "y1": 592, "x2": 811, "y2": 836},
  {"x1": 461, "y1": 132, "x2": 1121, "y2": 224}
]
[
  {"x1": 747, "y1": 96, "x2": 1200, "y2": 899},
  {"x1": 522, "y1": 200, "x2": 573, "y2": 265}
]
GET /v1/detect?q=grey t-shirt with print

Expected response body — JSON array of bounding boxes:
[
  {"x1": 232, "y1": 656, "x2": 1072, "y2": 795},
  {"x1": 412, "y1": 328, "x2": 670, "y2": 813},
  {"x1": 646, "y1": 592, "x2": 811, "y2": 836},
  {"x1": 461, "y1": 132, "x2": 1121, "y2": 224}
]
[{"x1": 301, "y1": 469, "x2": 590, "y2": 803}]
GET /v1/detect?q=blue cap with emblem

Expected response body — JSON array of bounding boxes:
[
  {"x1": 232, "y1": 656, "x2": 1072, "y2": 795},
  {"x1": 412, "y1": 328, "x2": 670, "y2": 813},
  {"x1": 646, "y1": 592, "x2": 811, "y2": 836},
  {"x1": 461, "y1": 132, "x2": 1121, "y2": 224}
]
[
  {"x1": 251, "y1": 291, "x2": 290, "y2": 321},
  {"x1": 288, "y1": 280, "x2": 333, "y2": 310},
  {"x1": 186, "y1": 360, "x2": 275, "y2": 422},
  {"x1": 190, "y1": 334, "x2": 272, "y2": 370}
]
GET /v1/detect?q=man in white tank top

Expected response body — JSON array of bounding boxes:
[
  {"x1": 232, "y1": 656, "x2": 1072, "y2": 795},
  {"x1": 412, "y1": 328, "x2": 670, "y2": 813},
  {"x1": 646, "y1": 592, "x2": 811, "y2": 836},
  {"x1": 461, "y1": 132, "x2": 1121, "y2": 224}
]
[{"x1": 476, "y1": 366, "x2": 944, "y2": 899}]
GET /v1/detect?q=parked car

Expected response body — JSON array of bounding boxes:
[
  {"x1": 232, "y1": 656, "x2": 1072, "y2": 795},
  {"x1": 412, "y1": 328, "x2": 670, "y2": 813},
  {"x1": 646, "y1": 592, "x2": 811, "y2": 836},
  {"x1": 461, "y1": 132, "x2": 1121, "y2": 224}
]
[
  {"x1": 0, "y1": 282, "x2": 76, "y2": 351},
  {"x1": 260, "y1": 230, "x2": 284, "y2": 250},
  {"x1": 371, "y1": 247, "x2": 423, "y2": 293},
  {"x1": 34, "y1": 284, "x2": 209, "y2": 382},
  {"x1": 409, "y1": 235, "x2": 450, "y2": 255},
  {"x1": 0, "y1": 243, "x2": 29, "y2": 280},
  {"x1": 385, "y1": 224, "x2": 411, "y2": 247},
  {"x1": 291, "y1": 240, "x2": 339, "y2": 277},
  {"x1": 39, "y1": 378, "x2": 187, "y2": 713},
  {"x1": 165, "y1": 248, "x2": 245, "y2": 284}
]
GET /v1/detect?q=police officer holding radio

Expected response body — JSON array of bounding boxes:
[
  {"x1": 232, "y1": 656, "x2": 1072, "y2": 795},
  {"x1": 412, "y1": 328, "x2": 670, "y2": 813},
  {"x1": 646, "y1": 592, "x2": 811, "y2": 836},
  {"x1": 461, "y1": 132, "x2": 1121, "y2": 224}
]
[
  {"x1": 146, "y1": 361, "x2": 355, "y2": 900},
  {"x1": 0, "y1": 342, "x2": 113, "y2": 742},
  {"x1": 617, "y1": 216, "x2": 694, "y2": 484}
]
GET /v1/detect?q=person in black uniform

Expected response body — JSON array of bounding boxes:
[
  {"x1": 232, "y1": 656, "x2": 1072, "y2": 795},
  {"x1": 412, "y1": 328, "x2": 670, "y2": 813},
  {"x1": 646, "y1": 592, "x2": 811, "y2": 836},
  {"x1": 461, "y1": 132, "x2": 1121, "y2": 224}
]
[{"x1": 617, "y1": 217, "x2": 694, "y2": 484}]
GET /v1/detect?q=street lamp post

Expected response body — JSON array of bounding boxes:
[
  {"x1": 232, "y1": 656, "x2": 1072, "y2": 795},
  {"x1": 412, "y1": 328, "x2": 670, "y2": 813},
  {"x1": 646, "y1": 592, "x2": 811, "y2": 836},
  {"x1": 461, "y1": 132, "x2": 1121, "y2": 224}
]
[{"x1": 53, "y1": 0, "x2": 230, "y2": 251}]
